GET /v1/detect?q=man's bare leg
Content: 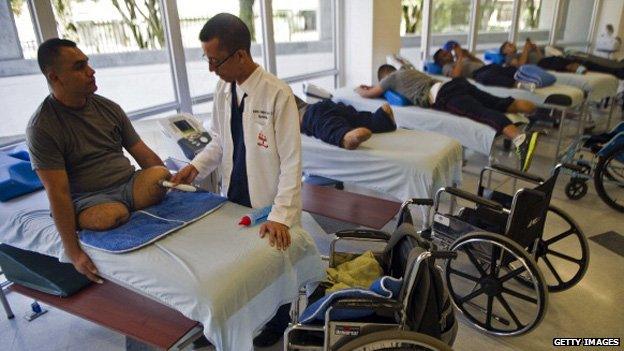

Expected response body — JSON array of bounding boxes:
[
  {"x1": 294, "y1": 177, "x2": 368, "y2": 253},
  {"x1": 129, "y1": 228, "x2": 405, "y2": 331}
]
[
  {"x1": 507, "y1": 100, "x2": 536, "y2": 114},
  {"x1": 342, "y1": 127, "x2": 372, "y2": 150},
  {"x1": 133, "y1": 166, "x2": 171, "y2": 210},
  {"x1": 380, "y1": 103, "x2": 395, "y2": 124},
  {"x1": 78, "y1": 202, "x2": 130, "y2": 231}
]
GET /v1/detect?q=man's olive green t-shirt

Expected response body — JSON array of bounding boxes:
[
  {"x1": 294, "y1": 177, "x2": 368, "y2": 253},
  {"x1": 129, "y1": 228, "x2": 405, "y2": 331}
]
[{"x1": 26, "y1": 94, "x2": 140, "y2": 197}]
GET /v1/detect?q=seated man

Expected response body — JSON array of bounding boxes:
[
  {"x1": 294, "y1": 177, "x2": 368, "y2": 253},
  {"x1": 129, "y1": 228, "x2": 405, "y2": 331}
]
[
  {"x1": 295, "y1": 96, "x2": 396, "y2": 149},
  {"x1": 500, "y1": 39, "x2": 587, "y2": 74},
  {"x1": 356, "y1": 64, "x2": 540, "y2": 172},
  {"x1": 26, "y1": 38, "x2": 170, "y2": 283},
  {"x1": 433, "y1": 43, "x2": 519, "y2": 88}
]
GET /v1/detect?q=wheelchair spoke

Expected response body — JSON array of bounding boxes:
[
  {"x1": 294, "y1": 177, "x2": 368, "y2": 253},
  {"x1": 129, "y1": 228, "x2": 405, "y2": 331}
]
[
  {"x1": 489, "y1": 247, "x2": 503, "y2": 277},
  {"x1": 547, "y1": 249, "x2": 582, "y2": 265},
  {"x1": 448, "y1": 267, "x2": 480, "y2": 282},
  {"x1": 499, "y1": 266, "x2": 526, "y2": 283},
  {"x1": 462, "y1": 245, "x2": 488, "y2": 276},
  {"x1": 496, "y1": 294, "x2": 524, "y2": 329},
  {"x1": 502, "y1": 287, "x2": 537, "y2": 304},
  {"x1": 542, "y1": 255, "x2": 565, "y2": 285},
  {"x1": 544, "y1": 228, "x2": 575, "y2": 245},
  {"x1": 458, "y1": 287, "x2": 486, "y2": 305},
  {"x1": 485, "y1": 295, "x2": 494, "y2": 329}
]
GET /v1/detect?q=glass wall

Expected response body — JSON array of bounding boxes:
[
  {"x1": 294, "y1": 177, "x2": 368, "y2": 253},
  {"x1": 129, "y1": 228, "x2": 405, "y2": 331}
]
[
  {"x1": 431, "y1": 0, "x2": 471, "y2": 46},
  {"x1": 49, "y1": 0, "x2": 176, "y2": 112},
  {"x1": 0, "y1": 0, "x2": 338, "y2": 142},
  {"x1": 272, "y1": 0, "x2": 336, "y2": 79},
  {"x1": 0, "y1": 0, "x2": 46, "y2": 138},
  {"x1": 556, "y1": 0, "x2": 596, "y2": 48},
  {"x1": 517, "y1": 0, "x2": 553, "y2": 44},
  {"x1": 476, "y1": 0, "x2": 514, "y2": 48},
  {"x1": 177, "y1": 0, "x2": 264, "y2": 101}
]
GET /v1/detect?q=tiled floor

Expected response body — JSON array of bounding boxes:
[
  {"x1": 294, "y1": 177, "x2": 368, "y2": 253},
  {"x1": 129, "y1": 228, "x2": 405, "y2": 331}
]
[{"x1": 1, "y1": 107, "x2": 623, "y2": 350}]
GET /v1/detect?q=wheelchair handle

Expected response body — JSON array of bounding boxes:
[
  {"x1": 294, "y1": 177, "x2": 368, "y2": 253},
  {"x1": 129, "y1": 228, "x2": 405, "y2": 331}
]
[
  {"x1": 431, "y1": 251, "x2": 458, "y2": 260},
  {"x1": 334, "y1": 229, "x2": 391, "y2": 241}
]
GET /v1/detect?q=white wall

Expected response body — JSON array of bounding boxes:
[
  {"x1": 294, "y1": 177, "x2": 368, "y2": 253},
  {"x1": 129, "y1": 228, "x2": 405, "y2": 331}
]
[{"x1": 343, "y1": 0, "x2": 401, "y2": 87}]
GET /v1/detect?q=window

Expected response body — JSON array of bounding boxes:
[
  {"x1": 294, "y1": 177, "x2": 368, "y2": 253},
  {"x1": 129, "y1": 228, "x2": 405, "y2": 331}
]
[
  {"x1": 401, "y1": 0, "x2": 423, "y2": 36},
  {"x1": 431, "y1": 0, "x2": 471, "y2": 48},
  {"x1": 556, "y1": 0, "x2": 595, "y2": 48},
  {"x1": 49, "y1": 0, "x2": 176, "y2": 113},
  {"x1": 476, "y1": 0, "x2": 514, "y2": 48},
  {"x1": 517, "y1": 0, "x2": 551, "y2": 44},
  {"x1": 272, "y1": 0, "x2": 336, "y2": 79},
  {"x1": 177, "y1": 0, "x2": 264, "y2": 104}
]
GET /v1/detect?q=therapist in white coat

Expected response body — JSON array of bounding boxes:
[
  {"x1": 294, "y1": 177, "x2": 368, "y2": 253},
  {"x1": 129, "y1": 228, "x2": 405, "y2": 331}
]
[{"x1": 170, "y1": 13, "x2": 302, "y2": 346}]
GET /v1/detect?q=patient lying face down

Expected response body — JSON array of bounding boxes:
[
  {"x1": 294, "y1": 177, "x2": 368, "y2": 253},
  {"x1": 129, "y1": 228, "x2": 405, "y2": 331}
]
[
  {"x1": 295, "y1": 95, "x2": 396, "y2": 149},
  {"x1": 26, "y1": 39, "x2": 170, "y2": 282}
]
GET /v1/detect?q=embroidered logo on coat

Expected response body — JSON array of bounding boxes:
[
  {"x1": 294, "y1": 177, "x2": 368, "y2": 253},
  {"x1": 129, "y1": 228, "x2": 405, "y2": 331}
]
[{"x1": 257, "y1": 131, "x2": 269, "y2": 148}]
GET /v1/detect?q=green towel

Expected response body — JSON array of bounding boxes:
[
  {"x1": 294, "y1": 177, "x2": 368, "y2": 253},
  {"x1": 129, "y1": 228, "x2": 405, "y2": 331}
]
[{"x1": 325, "y1": 251, "x2": 383, "y2": 294}]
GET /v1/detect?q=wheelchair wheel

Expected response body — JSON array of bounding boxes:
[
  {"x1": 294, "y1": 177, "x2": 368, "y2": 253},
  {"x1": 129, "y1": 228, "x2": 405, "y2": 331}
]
[
  {"x1": 336, "y1": 330, "x2": 452, "y2": 351},
  {"x1": 514, "y1": 206, "x2": 589, "y2": 292},
  {"x1": 564, "y1": 179, "x2": 588, "y2": 200},
  {"x1": 594, "y1": 144, "x2": 624, "y2": 212},
  {"x1": 445, "y1": 232, "x2": 548, "y2": 336}
]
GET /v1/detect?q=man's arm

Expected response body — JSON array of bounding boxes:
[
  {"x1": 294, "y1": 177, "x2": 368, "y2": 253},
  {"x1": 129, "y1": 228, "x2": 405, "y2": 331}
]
[
  {"x1": 127, "y1": 140, "x2": 164, "y2": 169},
  {"x1": 36, "y1": 169, "x2": 102, "y2": 283},
  {"x1": 356, "y1": 84, "x2": 385, "y2": 98},
  {"x1": 518, "y1": 44, "x2": 531, "y2": 65}
]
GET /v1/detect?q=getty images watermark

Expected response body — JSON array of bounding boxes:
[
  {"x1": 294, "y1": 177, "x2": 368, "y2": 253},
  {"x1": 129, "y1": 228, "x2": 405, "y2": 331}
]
[{"x1": 553, "y1": 338, "x2": 620, "y2": 347}]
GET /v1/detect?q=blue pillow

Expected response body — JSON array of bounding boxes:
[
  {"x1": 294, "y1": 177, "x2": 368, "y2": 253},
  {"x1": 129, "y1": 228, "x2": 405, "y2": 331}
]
[
  {"x1": 383, "y1": 90, "x2": 411, "y2": 106},
  {"x1": 484, "y1": 49, "x2": 505, "y2": 65},
  {"x1": 424, "y1": 61, "x2": 443, "y2": 75},
  {"x1": 0, "y1": 153, "x2": 43, "y2": 202}
]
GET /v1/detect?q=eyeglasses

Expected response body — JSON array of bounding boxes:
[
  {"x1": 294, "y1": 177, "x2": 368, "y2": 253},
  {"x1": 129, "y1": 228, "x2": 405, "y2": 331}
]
[{"x1": 201, "y1": 50, "x2": 238, "y2": 70}]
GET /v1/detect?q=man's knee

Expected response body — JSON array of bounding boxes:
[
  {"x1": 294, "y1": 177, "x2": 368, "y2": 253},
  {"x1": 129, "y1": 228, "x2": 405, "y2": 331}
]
[
  {"x1": 78, "y1": 203, "x2": 130, "y2": 231},
  {"x1": 133, "y1": 166, "x2": 171, "y2": 209}
]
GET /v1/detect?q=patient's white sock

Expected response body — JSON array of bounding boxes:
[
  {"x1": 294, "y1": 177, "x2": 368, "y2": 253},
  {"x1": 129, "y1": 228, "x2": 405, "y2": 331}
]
[{"x1": 513, "y1": 133, "x2": 526, "y2": 147}]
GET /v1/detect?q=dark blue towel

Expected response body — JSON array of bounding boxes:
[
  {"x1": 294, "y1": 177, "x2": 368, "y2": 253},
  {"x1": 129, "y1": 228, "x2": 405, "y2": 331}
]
[{"x1": 79, "y1": 191, "x2": 227, "y2": 253}]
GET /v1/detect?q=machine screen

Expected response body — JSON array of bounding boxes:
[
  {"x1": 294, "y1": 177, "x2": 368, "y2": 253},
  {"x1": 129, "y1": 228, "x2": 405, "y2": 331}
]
[{"x1": 173, "y1": 120, "x2": 195, "y2": 133}]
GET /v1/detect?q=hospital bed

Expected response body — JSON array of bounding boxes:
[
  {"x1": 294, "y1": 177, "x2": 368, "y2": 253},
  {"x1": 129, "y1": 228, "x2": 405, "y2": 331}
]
[
  {"x1": 333, "y1": 87, "x2": 496, "y2": 156},
  {"x1": 0, "y1": 183, "x2": 401, "y2": 350},
  {"x1": 301, "y1": 128, "x2": 463, "y2": 220},
  {"x1": 0, "y1": 189, "x2": 325, "y2": 351}
]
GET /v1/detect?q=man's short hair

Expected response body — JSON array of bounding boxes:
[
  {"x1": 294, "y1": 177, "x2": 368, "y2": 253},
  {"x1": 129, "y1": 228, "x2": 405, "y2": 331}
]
[
  {"x1": 499, "y1": 41, "x2": 510, "y2": 55},
  {"x1": 199, "y1": 13, "x2": 251, "y2": 54},
  {"x1": 433, "y1": 49, "x2": 445, "y2": 66},
  {"x1": 37, "y1": 38, "x2": 77, "y2": 74},
  {"x1": 377, "y1": 64, "x2": 397, "y2": 81}
]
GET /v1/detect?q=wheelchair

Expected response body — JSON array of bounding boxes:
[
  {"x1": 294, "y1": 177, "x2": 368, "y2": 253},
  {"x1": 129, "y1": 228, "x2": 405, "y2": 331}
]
[
  {"x1": 560, "y1": 121, "x2": 624, "y2": 212},
  {"x1": 400, "y1": 163, "x2": 589, "y2": 336},
  {"x1": 284, "y1": 220, "x2": 459, "y2": 350}
]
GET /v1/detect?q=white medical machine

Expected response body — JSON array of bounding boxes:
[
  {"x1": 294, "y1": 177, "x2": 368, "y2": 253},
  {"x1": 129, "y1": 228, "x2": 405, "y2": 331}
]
[{"x1": 159, "y1": 113, "x2": 211, "y2": 160}]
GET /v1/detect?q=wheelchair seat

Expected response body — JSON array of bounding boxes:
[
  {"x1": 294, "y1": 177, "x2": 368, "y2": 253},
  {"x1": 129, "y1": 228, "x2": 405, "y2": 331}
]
[{"x1": 284, "y1": 224, "x2": 457, "y2": 351}]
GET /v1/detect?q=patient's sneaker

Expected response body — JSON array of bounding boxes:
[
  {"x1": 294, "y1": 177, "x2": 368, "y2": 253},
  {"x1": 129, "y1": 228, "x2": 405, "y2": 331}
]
[
  {"x1": 515, "y1": 132, "x2": 541, "y2": 172},
  {"x1": 381, "y1": 103, "x2": 396, "y2": 124},
  {"x1": 342, "y1": 127, "x2": 372, "y2": 150}
]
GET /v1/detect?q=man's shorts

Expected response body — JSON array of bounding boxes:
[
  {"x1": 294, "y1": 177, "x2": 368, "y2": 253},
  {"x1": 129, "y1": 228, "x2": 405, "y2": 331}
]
[{"x1": 72, "y1": 172, "x2": 139, "y2": 214}]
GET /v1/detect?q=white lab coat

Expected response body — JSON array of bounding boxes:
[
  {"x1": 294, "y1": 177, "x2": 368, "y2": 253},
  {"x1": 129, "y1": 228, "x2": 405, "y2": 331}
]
[{"x1": 191, "y1": 66, "x2": 302, "y2": 227}]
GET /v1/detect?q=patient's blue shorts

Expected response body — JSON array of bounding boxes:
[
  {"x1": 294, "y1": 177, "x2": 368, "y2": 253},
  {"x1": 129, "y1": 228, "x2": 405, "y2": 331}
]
[{"x1": 72, "y1": 171, "x2": 139, "y2": 214}]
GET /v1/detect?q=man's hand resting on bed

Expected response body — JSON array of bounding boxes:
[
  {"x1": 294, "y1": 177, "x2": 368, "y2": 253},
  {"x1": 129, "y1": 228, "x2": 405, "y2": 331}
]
[
  {"x1": 68, "y1": 248, "x2": 103, "y2": 284},
  {"x1": 259, "y1": 220, "x2": 291, "y2": 250}
]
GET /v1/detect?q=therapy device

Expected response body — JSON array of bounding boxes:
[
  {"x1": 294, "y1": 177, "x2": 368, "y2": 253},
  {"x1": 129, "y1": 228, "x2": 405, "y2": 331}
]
[{"x1": 159, "y1": 113, "x2": 211, "y2": 160}]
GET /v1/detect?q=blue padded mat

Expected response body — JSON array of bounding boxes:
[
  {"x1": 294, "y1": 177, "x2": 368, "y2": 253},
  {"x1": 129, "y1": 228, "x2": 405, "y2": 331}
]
[{"x1": 79, "y1": 191, "x2": 227, "y2": 253}]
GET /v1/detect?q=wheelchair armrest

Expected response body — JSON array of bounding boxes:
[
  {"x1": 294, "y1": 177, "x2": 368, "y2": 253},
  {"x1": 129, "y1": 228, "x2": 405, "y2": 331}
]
[
  {"x1": 406, "y1": 198, "x2": 434, "y2": 206},
  {"x1": 488, "y1": 164, "x2": 544, "y2": 183},
  {"x1": 442, "y1": 187, "x2": 504, "y2": 211},
  {"x1": 331, "y1": 296, "x2": 403, "y2": 312},
  {"x1": 334, "y1": 229, "x2": 391, "y2": 241}
]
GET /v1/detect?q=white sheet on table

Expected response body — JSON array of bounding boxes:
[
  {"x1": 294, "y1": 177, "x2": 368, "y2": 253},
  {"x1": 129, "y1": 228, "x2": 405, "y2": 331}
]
[
  {"x1": 333, "y1": 87, "x2": 496, "y2": 156},
  {"x1": 430, "y1": 75, "x2": 584, "y2": 108},
  {"x1": 549, "y1": 71, "x2": 618, "y2": 101},
  {"x1": 0, "y1": 192, "x2": 325, "y2": 351},
  {"x1": 302, "y1": 129, "x2": 463, "y2": 209}
]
